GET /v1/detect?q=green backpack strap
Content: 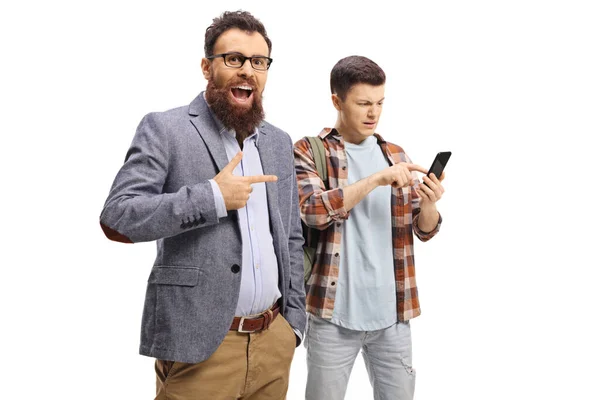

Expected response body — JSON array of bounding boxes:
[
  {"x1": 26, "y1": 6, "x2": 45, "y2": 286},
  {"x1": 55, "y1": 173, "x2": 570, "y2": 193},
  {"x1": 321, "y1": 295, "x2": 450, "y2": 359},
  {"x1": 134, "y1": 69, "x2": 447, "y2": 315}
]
[
  {"x1": 306, "y1": 136, "x2": 328, "y2": 189},
  {"x1": 303, "y1": 136, "x2": 328, "y2": 284}
]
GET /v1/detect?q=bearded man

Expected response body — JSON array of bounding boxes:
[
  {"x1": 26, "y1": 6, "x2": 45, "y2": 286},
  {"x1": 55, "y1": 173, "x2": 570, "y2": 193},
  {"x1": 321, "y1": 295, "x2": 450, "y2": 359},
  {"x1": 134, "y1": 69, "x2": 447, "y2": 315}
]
[{"x1": 99, "y1": 11, "x2": 306, "y2": 400}]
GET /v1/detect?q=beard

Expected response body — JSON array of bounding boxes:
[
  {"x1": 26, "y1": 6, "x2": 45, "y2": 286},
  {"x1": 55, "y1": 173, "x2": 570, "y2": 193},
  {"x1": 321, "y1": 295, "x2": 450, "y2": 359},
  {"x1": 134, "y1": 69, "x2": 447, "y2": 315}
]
[{"x1": 205, "y1": 76, "x2": 265, "y2": 144}]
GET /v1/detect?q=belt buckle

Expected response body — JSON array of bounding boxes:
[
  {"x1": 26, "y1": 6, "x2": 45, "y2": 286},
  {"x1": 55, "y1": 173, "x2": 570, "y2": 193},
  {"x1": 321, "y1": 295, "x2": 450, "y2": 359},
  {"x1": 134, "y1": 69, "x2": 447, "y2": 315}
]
[{"x1": 237, "y1": 316, "x2": 255, "y2": 333}]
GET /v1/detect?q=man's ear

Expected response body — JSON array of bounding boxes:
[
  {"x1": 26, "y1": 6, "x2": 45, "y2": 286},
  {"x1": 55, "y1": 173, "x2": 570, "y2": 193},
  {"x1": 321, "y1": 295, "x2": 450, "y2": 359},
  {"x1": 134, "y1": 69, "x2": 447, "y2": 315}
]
[
  {"x1": 201, "y1": 58, "x2": 211, "y2": 80},
  {"x1": 332, "y1": 94, "x2": 342, "y2": 111}
]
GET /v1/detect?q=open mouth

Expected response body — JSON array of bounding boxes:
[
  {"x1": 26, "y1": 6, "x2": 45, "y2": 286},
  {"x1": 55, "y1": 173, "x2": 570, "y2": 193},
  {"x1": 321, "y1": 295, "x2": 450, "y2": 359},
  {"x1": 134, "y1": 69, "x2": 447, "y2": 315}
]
[{"x1": 230, "y1": 85, "x2": 254, "y2": 104}]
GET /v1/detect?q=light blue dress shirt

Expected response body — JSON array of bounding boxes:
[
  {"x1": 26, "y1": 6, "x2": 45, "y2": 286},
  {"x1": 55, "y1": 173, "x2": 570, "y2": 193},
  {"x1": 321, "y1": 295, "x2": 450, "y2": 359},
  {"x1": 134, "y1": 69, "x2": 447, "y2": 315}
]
[{"x1": 206, "y1": 116, "x2": 281, "y2": 317}]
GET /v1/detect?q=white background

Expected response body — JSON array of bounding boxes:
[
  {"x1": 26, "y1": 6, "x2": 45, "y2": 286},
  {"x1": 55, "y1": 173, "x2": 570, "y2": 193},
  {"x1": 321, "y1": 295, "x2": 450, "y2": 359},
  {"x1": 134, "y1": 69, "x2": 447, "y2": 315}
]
[{"x1": 1, "y1": 0, "x2": 599, "y2": 399}]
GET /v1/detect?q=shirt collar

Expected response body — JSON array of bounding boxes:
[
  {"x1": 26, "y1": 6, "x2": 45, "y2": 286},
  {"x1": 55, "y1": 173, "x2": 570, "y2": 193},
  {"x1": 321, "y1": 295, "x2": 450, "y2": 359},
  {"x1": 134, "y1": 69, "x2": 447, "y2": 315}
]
[{"x1": 320, "y1": 127, "x2": 386, "y2": 145}]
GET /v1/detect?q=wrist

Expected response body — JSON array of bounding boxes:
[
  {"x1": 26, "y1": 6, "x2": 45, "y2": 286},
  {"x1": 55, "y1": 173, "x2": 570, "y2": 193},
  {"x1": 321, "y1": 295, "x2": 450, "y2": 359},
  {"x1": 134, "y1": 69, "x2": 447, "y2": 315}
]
[
  {"x1": 419, "y1": 202, "x2": 437, "y2": 214},
  {"x1": 368, "y1": 173, "x2": 382, "y2": 188}
]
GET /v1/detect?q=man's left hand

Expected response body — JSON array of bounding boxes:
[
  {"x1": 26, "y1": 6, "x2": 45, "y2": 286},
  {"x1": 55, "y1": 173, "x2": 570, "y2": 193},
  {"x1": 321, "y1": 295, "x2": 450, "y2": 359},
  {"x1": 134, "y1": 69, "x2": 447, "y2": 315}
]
[{"x1": 416, "y1": 172, "x2": 445, "y2": 206}]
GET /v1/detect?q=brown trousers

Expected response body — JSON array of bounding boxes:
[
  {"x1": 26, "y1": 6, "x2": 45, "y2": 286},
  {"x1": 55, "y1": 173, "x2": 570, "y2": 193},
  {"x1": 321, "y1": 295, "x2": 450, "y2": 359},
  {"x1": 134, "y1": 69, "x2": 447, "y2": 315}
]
[{"x1": 155, "y1": 314, "x2": 296, "y2": 400}]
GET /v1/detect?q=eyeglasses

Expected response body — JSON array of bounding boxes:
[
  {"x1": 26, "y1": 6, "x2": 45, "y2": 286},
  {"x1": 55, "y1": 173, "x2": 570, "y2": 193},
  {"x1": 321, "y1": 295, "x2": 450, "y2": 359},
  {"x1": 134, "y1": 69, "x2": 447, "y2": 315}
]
[{"x1": 207, "y1": 52, "x2": 273, "y2": 71}]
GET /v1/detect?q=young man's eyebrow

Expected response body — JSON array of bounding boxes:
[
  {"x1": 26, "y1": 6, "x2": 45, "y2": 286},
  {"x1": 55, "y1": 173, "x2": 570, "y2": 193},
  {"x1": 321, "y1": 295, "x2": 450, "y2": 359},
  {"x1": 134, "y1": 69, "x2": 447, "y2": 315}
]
[{"x1": 356, "y1": 97, "x2": 385, "y2": 103}]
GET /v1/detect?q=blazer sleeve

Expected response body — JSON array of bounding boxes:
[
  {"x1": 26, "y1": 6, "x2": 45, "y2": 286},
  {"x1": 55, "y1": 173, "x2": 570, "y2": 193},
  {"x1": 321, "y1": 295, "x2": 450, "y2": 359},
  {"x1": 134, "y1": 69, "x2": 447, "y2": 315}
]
[{"x1": 99, "y1": 112, "x2": 220, "y2": 243}]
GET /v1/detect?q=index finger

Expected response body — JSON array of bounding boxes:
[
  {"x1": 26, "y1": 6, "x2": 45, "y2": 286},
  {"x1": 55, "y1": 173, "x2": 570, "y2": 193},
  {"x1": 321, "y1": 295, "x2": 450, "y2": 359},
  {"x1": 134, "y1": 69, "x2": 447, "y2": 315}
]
[
  {"x1": 222, "y1": 152, "x2": 244, "y2": 174},
  {"x1": 245, "y1": 174, "x2": 278, "y2": 184},
  {"x1": 405, "y1": 163, "x2": 428, "y2": 174}
]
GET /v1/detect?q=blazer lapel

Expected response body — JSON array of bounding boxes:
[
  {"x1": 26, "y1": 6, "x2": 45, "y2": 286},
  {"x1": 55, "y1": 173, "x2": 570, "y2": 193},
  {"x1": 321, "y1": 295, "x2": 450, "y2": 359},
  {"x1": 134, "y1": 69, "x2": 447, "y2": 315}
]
[
  {"x1": 188, "y1": 94, "x2": 229, "y2": 172},
  {"x1": 256, "y1": 125, "x2": 283, "y2": 236}
]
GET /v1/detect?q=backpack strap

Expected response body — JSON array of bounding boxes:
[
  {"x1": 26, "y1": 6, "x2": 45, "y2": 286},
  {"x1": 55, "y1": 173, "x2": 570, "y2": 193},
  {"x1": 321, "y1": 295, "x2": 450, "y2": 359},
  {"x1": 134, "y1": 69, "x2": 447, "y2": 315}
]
[
  {"x1": 306, "y1": 136, "x2": 328, "y2": 189},
  {"x1": 302, "y1": 136, "x2": 328, "y2": 284}
]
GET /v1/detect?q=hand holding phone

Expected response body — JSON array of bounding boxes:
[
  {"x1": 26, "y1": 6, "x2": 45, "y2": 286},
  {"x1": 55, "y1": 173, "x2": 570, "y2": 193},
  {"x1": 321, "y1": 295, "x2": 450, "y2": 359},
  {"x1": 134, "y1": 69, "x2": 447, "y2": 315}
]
[{"x1": 425, "y1": 151, "x2": 451, "y2": 186}]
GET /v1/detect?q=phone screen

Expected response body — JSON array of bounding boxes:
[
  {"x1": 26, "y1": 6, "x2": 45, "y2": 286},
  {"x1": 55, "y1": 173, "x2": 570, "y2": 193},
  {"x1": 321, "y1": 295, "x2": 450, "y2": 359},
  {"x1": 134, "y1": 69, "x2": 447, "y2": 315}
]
[
  {"x1": 427, "y1": 151, "x2": 451, "y2": 179},
  {"x1": 429, "y1": 158, "x2": 445, "y2": 178}
]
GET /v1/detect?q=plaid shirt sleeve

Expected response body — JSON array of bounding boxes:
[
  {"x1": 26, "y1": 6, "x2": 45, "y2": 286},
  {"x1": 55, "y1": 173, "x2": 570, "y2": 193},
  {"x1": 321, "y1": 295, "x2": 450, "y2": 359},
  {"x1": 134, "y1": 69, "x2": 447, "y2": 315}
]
[{"x1": 293, "y1": 137, "x2": 349, "y2": 230}]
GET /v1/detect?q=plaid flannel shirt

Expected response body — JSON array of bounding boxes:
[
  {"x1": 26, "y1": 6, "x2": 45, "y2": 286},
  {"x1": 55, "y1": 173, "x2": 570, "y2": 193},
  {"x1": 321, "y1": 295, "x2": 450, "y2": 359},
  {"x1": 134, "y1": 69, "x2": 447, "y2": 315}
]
[{"x1": 294, "y1": 128, "x2": 442, "y2": 321}]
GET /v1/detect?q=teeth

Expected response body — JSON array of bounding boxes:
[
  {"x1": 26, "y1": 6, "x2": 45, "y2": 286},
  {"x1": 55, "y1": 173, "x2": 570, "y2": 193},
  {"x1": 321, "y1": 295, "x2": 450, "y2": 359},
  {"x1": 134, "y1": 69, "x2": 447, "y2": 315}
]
[{"x1": 235, "y1": 85, "x2": 252, "y2": 91}]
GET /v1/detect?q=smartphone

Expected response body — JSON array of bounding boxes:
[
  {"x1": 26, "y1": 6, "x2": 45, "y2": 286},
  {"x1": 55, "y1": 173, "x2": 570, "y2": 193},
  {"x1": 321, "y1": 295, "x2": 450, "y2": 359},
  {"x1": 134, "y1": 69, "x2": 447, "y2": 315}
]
[{"x1": 426, "y1": 151, "x2": 452, "y2": 180}]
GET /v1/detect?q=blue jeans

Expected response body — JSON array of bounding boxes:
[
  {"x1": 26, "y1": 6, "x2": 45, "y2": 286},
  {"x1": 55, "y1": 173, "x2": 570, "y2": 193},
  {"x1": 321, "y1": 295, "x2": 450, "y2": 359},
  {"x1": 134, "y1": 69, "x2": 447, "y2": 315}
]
[{"x1": 304, "y1": 315, "x2": 415, "y2": 400}]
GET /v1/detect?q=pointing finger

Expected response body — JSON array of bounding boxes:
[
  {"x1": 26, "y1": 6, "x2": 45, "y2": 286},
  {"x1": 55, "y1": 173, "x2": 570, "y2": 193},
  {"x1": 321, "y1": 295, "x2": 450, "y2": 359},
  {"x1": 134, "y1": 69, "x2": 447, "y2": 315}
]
[
  {"x1": 222, "y1": 152, "x2": 244, "y2": 174},
  {"x1": 405, "y1": 163, "x2": 428, "y2": 174},
  {"x1": 245, "y1": 174, "x2": 278, "y2": 184}
]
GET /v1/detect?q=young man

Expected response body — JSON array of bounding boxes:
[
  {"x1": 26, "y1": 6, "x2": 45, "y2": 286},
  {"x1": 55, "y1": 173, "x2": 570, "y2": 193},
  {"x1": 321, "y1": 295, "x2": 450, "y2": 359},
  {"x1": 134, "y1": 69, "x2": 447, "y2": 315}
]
[
  {"x1": 294, "y1": 56, "x2": 446, "y2": 400},
  {"x1": 100, "y1": 11, "x2": 306, "y2": 400}
]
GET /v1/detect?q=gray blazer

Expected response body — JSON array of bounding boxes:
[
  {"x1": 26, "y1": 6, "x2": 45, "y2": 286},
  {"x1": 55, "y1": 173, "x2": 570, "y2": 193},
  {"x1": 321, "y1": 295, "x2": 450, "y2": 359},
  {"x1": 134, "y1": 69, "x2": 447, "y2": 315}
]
[{"x1": 100, "y1": 94, "x2": 306, "y2": 364}]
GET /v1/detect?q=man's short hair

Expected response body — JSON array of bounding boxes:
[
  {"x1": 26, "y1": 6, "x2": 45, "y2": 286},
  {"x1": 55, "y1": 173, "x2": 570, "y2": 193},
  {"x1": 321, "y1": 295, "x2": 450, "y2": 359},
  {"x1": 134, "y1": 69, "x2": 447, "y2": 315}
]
[
  {"x1": 204, "y1": 10, "x2": 272, "y2": 57},
  {"x1": 330, "y1": 56, "x2": 386, "y2": 101}
]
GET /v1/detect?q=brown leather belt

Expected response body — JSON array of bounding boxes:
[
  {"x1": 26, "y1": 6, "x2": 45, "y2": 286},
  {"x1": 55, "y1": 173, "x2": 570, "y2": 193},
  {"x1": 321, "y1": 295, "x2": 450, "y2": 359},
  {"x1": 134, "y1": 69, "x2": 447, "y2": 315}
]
[{"x1": 230, "y1": 303, "x2": 280, "y2": 333}]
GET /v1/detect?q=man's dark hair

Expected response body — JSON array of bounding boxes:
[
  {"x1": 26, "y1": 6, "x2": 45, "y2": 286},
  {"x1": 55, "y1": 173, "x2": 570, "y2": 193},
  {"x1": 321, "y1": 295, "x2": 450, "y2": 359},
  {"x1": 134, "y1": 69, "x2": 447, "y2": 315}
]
[
  {"x1": 204, "y1": 10, "x2": 272, "y2": 57},
  {"x1": 330, "y1": 56, "x2": 386, "y2": 101}
]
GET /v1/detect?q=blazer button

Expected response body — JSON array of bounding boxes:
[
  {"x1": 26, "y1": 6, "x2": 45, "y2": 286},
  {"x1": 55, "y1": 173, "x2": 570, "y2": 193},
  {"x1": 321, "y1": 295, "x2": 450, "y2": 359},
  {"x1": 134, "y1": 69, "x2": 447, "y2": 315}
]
[{"x1": 231, "y1": 264, "x2": 240, "y2": 274}]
